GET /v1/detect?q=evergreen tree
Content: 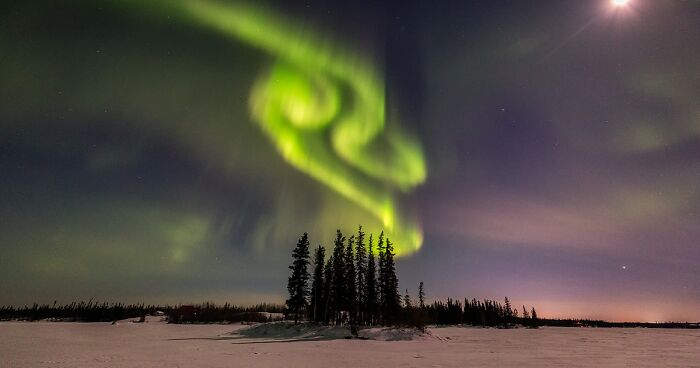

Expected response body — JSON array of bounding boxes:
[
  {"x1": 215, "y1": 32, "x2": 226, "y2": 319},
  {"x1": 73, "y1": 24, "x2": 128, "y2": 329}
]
[
  {"x1": 418, "y1": 282, "x2": 425, "y2": 309},
  {"x1": 309, "y1": 245, "x2": 325, "y2": 322},
  {"x1": 365, "y1": 234, "x2": 378, "y2": 325},
  {"x1": 376, "y1": 231, "x2": 386, "y2": 320},
  {"x1": 531, "y1": 307, "x2": 539, "y2": 328},
  {"x1": 331, "y1": 230, "x2": 346, "y2": 324},
  {"x1": 344, "y1": 235, "x2": 357, "y2": 324},
  {"x1": 404, "y1": 289, "x2": 412, "y2": 309},
  {"x1": 354, "y1": 226, "x2": 367, "y2": 323},
  {"x1": 382, "y1": 238, "x2": 400, "y2": 325},
  {"x1": 286, "y1": 233, "x2": 311, "y2": 324},
  {"x1": 322, "y1": 254, "x2": 334, "y2": 324},
  {"x1": 522, "y1": 305, "x2": 530, "y2": 327},
  {"x1": 504, "y1": 297, "x2": 513, "y2": 327}
]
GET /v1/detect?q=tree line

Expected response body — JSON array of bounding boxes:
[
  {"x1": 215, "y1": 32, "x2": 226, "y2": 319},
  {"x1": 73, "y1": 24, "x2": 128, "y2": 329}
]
[
  {"x1": 287, "y1": 226, "x2": 401, "y2": 326},
  {"x1": 0, "y1": 301, "x2": 162, "y2": 322},
  {"x1": 422, "y1": 297, "x2": 539, "y2": 328},
  {"x1": 285, "y1": 226, "x2": 541, "y2": 329},
  {"x1": 0, "y1": 301, "x2": 284, "y2": 323},
  {"x1": 5, "y1": 299, "x2": 697, "y2": 329}
]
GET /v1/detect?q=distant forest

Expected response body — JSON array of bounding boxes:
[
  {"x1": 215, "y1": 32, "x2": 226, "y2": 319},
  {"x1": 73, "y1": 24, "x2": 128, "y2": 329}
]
[
  {"x1": 2, "y1": 225, "x2": 698, "y2": 329},
  {"x1": 0, "y1": 301, "x2": 284, "y2": 323}
]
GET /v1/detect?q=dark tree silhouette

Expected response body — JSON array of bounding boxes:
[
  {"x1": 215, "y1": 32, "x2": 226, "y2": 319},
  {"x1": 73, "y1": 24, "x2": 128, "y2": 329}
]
[
  {"x1": 376, "y1": 231, "x2": 386, "y2": 323},
  {"x1": 418, "y1": 282, "x2": 425, "y2": 309},
  {"x1": 404, "y1": 289, "x2": 412, "y2": 309},
  {"x1": 355, "y1": 226, "x2": 367, "y2": 323},
  {"x1": 365, "y1": 234, "x2": 378, "y2": 325},
  {"x1": 331, "y1": 230, "x2": 346, "y2": 324},
  {"x1": 531, "y1": 307, "x2": 539, "y2": 328},
  {"x1": 286, "y1": 232, "x2": 311, "y2": 324},
  {"x1": 382, "y1": 238, "x2": 400, "y2": 325},
  {"x1": 344, "y1": 235, "x2": 357, "y2": 324},
  {"x1": 321, "y1": 254, "x2": 334, "y2": 324},
  {"x1": 504, "y1": 297, "x2": 513, "y2": 327},
  {"x1": 309, "y1": 245, "x2": 325, "y2": 322}
]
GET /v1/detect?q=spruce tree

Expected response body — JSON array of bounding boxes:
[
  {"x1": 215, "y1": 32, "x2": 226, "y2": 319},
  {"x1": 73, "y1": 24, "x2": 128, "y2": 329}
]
[
  {"x1": 331, "y1": 230, "x2": 346, "y2": 324},
  {"x1": 345, "y1": 235, "x2": 357, "y2": 324},
  {"x1": 418, "y1": 282, "x2": 425, "y2": 309},
  {"x1": 382, "y1": 238, "x2": 400, "y2": 325},
  {"x1": 404, "y1": 289, "x2": 412, "y2": 309},
  {"x1": 376, "y1": 231, "x2": 386, "y2": 319},
  {"x1": 286, "y1": 233, "x2": 311, "y2": 324},
  {"x1": 365, "y1": 234, "x2": 378, "y2": 325},
  {"x1": 355, "y1": 226, "x2": 367, "y2": 324},
  {"x1": 531, "y1": 307, "x2": 539, "y2": 328},
  {"x1": 309, "y1": 245, "x2": 325, "y2": 322},
  {"x1": 522, "y1": 305, "x2": 530, "y2": 327},
  {"x1": 504, "y1": 297, "x2": 513, "y2": 327},
  {"x1": 322, "y1": 254, "x2": 334, "y2": 324}
]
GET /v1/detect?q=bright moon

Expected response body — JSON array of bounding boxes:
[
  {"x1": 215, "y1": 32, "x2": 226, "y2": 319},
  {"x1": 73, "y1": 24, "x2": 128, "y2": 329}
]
[{"x1": 612, "y1": 0, "x2": 630, "y2": 7}]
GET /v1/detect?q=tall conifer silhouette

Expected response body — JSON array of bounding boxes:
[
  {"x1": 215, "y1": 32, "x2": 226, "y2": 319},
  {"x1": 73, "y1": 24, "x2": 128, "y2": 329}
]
[
  {"x1": 377, "y1": 231, "x2": 386, "y2": 324},
  {"x1": 355, "y1": 226, "x2": 367, "y2": 324},
  {"x1": 331, "y1": 230, "x2": 346, "y2": 324},
  {"x1": 365, "y1": 234, "x2": 378, "y2": 325},
  {"x1": 344, "y1": 235, "x2": 357, "y2": 324},
  {"x1": 382, "y1": 238, "x2": 400, "y2": 325},
  {"x1": 286, "y1": 233, "x2": 310, "y2": 324},
  {"x1": 309, "y1": 245, "x2": 325, "y2": 322},
  {"x1": 322, "y1": 254, "x2": 334, "y2": 324},
  {"x1": 418, "y1": 282, "x2": 425, "y2": 309}
]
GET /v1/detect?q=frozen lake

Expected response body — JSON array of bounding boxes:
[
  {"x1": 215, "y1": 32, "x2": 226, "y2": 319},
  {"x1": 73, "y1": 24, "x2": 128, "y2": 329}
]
[{"x1": 1, "y1": 321, "x2": 699, "y2": 367}]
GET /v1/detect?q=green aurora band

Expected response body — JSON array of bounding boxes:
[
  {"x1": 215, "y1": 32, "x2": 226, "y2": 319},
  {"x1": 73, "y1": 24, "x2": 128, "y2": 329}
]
[{"x1": 124, "y1": 0, "x2": 427, "y2": 255}]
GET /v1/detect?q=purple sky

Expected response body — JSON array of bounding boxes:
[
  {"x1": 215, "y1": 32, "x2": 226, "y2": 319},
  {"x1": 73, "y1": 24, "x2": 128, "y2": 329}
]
[{"x1": 1, "y1": 0, "x2": 699, "y2": 322}]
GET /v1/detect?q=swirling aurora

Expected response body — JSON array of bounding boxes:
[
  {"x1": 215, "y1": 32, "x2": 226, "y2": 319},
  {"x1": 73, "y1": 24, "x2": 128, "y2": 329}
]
[{"x1": 121, "y1": 0, "x2": 427, "y2": 256}]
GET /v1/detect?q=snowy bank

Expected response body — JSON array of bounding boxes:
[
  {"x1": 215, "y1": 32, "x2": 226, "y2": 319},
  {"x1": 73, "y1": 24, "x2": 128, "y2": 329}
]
[{"x1": 233, "y1": 321, "x2": 438, "y2": 341}]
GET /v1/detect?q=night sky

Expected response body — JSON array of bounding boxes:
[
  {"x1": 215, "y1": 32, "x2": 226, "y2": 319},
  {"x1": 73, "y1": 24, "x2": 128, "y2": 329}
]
[{"x1": 1, "y1": 0, "x2": 699, "y2": 322}]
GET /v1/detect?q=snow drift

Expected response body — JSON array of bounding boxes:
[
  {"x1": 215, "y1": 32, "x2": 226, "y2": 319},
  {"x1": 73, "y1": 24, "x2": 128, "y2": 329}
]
[{"x1": 233, "y1": 321, "x2": 437, "y2": 341}]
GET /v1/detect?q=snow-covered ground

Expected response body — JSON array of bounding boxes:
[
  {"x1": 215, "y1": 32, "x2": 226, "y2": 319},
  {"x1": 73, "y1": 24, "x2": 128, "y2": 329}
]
[
  {"x1": 237, "y1": 321, "x2": 438, "y2": 341},
  {"x1": 1, "y1": 320, "x2": 699, "y2": 367}
]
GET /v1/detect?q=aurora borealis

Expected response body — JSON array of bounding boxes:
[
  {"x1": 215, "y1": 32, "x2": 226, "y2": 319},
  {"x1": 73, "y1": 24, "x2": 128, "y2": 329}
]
[
  {"x1": 120, "y1": 0, "x2": 427, "y2": 254},
  {"x1": 1, "y1": 0, "x2": 700, "y2": 322}
]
